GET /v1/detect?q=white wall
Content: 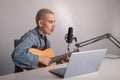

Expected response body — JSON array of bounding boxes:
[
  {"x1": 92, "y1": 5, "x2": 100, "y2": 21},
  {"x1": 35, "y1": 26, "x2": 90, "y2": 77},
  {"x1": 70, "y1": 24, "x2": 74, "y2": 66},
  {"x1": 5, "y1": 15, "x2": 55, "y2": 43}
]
[
  {"x1": 110, "y1": 0, "x2": 120, "y2": 55},
  {"x1": 0, "y1": 0, "x2": 120, "y2": 76}
]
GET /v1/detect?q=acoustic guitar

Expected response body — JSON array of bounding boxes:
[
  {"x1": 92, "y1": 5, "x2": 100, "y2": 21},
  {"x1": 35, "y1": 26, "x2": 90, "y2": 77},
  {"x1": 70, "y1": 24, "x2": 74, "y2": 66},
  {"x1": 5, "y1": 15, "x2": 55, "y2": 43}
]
[{"x1": 29, "y1": 48, "x2": 79, "y2": 68}]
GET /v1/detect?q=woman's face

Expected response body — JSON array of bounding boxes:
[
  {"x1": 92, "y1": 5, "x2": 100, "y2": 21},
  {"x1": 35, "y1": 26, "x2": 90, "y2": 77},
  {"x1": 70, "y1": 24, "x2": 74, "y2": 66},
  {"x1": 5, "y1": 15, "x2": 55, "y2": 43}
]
[{"x1": 38, "y1": 13, "x2": 55, "y2": 35}]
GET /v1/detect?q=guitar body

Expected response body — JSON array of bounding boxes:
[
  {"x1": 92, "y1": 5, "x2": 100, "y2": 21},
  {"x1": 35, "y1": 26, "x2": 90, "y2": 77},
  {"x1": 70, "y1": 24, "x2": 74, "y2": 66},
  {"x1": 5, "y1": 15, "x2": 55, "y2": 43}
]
[{"x1": 29, "y1": 48, "x2": 56, "y2": 68}]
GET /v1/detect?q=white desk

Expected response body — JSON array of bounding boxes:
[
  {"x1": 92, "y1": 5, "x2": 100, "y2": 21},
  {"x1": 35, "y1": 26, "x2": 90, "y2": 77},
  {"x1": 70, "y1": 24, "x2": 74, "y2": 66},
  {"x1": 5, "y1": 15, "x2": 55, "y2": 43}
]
[{"x1": 0, "y1": 54, "x2": 120, "y2": 80}]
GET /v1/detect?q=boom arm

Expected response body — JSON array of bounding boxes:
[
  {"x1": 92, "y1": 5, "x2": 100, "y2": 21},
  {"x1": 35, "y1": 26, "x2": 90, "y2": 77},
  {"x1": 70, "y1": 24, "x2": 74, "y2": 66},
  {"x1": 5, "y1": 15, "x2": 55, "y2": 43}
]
[{"x1": 75, "y1": 33, "x2": 120, "y2": 49}]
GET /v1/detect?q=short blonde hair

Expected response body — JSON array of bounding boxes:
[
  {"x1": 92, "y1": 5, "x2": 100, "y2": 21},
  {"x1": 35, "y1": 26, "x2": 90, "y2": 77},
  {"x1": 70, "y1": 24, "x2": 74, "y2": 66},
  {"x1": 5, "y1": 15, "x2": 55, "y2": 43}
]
[{"x1": 36, "y1": 8, "x2": 54, "y2": 26}]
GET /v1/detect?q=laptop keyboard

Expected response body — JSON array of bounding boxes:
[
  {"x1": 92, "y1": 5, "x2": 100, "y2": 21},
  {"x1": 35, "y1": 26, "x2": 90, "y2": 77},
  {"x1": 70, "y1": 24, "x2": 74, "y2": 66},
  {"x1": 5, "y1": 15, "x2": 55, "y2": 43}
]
[{"x1": 49, "y1": 67, "x2": 67, "y2": 77}]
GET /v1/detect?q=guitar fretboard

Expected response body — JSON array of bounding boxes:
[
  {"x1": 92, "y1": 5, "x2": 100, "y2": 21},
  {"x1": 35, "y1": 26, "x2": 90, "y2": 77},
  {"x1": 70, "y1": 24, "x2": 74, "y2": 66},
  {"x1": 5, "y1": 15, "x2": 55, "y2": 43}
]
[{"x1": 50, "y1": 49, "x2": 79, "y2": 63}]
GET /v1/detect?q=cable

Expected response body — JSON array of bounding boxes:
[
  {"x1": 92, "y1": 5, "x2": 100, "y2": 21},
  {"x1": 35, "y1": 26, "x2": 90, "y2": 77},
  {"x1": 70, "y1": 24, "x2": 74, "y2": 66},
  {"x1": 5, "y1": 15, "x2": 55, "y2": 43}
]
[{"x1": 104, "y1": 56, "x2": 120, "y2": 59}]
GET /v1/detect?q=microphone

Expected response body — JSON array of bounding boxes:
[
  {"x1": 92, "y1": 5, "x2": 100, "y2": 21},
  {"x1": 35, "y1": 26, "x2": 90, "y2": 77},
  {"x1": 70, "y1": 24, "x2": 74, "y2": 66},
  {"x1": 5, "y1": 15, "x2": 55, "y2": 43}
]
[
  {"x1": 66, "y1": 27, "x2": 73, "y2": 44},
  {"x1": 65, "y1": 27, "x2": 73, "y2": 52}
]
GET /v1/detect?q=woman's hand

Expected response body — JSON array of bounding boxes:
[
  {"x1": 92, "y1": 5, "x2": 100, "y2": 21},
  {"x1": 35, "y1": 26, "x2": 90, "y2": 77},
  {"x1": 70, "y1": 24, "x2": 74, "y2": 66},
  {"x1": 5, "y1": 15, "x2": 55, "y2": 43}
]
[
  {"x1": 39, "y1": 56, "x2": 51, "y2": 66},
  {"x1": 60, "y1": 53, "x2": 70, "y2": 64}
]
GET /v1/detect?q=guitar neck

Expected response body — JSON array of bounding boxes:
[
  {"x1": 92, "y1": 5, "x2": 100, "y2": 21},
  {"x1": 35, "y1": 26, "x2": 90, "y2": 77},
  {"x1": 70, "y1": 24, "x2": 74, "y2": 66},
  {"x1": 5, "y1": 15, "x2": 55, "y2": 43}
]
[
  {"x1": 50, "y1": 53, "x2": 71, "y2": 63},
  {"x1": 50, "y1": 49, "x2": 79, "y2": 63}
]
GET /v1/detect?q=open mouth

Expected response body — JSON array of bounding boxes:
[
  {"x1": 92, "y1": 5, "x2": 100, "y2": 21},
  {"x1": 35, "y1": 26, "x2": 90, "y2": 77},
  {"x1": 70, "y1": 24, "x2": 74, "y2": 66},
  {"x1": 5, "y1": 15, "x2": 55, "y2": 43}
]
[{"x1": 51, "y1": 29, "x2": 54, "y2": 32}]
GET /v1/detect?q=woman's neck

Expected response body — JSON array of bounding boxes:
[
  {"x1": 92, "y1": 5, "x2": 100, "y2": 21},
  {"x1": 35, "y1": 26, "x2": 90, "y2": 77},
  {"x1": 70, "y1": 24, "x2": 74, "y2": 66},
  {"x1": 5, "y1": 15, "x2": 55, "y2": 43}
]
[{"x1": 39, "y1": 28, "x2": 46, "y2": 37}]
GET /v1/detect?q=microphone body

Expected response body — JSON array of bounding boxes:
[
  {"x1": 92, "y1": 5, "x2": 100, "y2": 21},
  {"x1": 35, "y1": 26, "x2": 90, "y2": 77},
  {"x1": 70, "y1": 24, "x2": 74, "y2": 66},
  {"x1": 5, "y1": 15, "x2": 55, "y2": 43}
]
[
  {"x1": 64, "y1": 27, "x2": 73, "y2": 52},
  {"x1": 66, "y1": 27, "x2": 73, "y2": 44},
  {"x1": 65, "y1": 27, "x2": 77, "y2": 52}
]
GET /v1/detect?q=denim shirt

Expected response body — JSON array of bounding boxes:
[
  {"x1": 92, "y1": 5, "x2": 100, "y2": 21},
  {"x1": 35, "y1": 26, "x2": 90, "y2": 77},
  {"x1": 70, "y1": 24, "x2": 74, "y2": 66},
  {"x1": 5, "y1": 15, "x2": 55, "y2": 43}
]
[{"x1": 11, "y1": 27, "x2": 51, "y2": 70}]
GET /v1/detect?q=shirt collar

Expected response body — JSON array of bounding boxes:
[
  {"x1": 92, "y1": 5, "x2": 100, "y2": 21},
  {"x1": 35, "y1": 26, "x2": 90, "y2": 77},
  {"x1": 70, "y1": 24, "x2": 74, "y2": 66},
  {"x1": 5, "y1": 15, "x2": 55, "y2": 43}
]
[{"x1": 36, "y1": 27, "x2": 45, "y2": 39}]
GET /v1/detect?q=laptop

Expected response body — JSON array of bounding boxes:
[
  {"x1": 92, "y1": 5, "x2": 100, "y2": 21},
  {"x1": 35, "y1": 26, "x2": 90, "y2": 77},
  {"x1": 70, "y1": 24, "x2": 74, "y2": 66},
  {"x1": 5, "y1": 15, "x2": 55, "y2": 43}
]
[{"x1": 49, "y1": 49, "x2": 107, "y2": 78}]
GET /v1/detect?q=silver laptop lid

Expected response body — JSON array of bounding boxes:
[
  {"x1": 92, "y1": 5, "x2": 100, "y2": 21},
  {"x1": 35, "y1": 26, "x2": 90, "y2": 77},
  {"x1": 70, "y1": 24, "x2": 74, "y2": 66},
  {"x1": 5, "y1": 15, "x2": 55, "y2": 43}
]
[{"x1": 64, "y1": 49, "x2": 107, "y2": 78}]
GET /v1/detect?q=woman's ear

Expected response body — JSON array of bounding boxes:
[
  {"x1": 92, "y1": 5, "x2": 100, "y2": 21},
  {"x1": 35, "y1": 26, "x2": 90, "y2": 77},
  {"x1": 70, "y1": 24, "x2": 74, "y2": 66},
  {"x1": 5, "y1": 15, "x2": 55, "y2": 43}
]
[{"x1": 38, "y1": 20, "x2": 43, "y2": 27}]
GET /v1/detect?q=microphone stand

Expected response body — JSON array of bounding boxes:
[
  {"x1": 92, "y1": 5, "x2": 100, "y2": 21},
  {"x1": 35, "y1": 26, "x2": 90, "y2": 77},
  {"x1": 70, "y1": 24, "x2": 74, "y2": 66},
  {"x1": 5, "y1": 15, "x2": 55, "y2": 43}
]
[{"x1": 75, "y1": 33, "x2": 120, "y2": 49}]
